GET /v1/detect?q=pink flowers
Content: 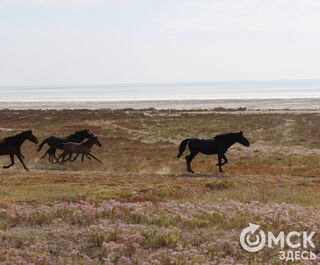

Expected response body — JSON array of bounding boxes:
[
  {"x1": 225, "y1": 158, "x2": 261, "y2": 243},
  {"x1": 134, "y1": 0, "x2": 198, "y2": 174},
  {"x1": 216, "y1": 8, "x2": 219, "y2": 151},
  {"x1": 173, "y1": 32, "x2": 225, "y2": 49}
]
[{"x1": 1, "y1": 199, "x2": 320, "y2": 264}]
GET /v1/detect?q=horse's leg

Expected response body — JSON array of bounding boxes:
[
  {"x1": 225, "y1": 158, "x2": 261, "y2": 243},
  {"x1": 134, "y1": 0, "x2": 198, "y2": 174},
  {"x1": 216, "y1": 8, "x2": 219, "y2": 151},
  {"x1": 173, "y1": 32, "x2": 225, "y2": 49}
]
[
  {"x1": 61, "y1": 152, "x2": 70, "y2": 163},
  {"x1": 63, "y1": 153, "x2": 72, "y2": 162},
  {"x1": 85, "y1": 154, "x2": 92, "y2": 160},
  {"x1": 185, "y1": 152, "x2": 198, "y2": 173},
  {"x1": 16, "y1": 154, "x2": 29, "y2": 171},
  {"x1": 40, "y1": 148, "x2": 50, "y2": 160},
  {"x1": 81, "y1": 154, "x2": 92, "y2": 163},
  {"x1": 217, "y1": 154, "x2": 224, "y2": 173},
  {"x1": 52, "y1": 150, "x2": 63, "y2": 164},
  {"x1": 216, "y1": 153, "x2": 228, "y2": 166},
  {"x1": 49, "y1": 153, "x2": 53, "y2": 163},
  {"x1": 17, "y1": 149, "x2": 25, "y2": 160},
  {"x1": 87, "y1": 153, "x2": 103, "y2": 164},
  {"x1": 70, "y1": 153, "x2": 79, "y2": 162},
  {"x1": 51, "y1": 149, "x2": 60, "y2": 163},
  {"x1": 56, "y1": 152, "x2": 64, "y2": 164},
  {"x1": 3, "y1": 154, "x2": 14, "y2": 169},
  {"x1": 221, "y1": 154, "x2": 228, "y2": 165},
  {"x1": 64, "y1": 153, "x2": 72, "y2": 162},
  {"x1": 48, "y1": 148, "x2": 55, "y2": 163},
  {"x1": 62, "y1": 152, "x2": 74, "y2": 163},
  {"x1": 68, "y1": 154, "x2": 79, "y2": 162},
  {"x1": 68, "y1": 153, "x2": 74, "y2": 161}
]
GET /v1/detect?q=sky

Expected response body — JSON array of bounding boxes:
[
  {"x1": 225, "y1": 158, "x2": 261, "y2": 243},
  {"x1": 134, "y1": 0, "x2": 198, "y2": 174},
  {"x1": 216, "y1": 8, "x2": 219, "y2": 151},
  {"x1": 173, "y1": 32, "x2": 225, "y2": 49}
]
[{"x1": 1, "y1": 0, "x2": 320, "y2": 87}]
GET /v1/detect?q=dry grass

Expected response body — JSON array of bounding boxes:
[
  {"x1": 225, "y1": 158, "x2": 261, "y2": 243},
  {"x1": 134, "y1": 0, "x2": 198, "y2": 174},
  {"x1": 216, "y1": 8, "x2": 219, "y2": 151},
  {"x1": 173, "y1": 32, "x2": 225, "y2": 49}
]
[{"x1": 0, "y1": 109, "x2": 320, "y2": 264}]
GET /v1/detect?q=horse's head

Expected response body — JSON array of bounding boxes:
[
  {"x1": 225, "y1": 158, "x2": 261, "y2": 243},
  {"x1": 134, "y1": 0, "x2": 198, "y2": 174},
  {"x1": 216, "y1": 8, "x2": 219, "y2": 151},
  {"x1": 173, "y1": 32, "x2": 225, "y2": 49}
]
[
  {"x1": 24, "y1": 130, "x2": 39, "y2": 144},
  {"x1": 91, "y1": 136, "x2": 102, "y2": 147},
  {"x1": 237, "y1": 131, "x2": 250, "y2": 147}
]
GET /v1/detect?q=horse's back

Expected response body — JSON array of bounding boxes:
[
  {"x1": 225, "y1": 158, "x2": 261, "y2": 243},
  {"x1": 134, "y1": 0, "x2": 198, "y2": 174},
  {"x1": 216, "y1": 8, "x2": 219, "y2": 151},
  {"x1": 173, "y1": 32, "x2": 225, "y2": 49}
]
[
  {"x1": 61, "y1": 142, "x2": 74, "y2": 150},
  {"x1": 62, "y1": 142, "x2": 82, "y2": 153},
  {"x1": 189, "y1": 138, "x2": 216, "y2": 144},
  {"x1": 188, "y1": 138, "x2": 218, "y2": 154},
  {"x1": 50, "y1": 136, "x2": 68, "y2": 142},
  {"x1": 0, "y1": 138, "x2": 17, "y2": 155},
  {"x1": 46, "y1": 136, "x2": 69, "y2": 147}
]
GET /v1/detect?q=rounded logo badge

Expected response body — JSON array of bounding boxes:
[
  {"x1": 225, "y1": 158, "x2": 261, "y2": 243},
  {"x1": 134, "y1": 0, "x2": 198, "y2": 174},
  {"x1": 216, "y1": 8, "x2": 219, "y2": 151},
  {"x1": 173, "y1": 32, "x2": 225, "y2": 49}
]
[{"x1": 240, "y1": 223, "x2": 266, "y2": 252}]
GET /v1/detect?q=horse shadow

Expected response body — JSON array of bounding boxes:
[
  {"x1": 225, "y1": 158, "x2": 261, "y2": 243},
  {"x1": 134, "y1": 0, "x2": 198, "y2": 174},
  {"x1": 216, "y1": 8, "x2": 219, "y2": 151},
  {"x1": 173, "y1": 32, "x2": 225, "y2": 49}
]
[{"x1": 173, "y1": 172, "x2": 232, "y2": 178}]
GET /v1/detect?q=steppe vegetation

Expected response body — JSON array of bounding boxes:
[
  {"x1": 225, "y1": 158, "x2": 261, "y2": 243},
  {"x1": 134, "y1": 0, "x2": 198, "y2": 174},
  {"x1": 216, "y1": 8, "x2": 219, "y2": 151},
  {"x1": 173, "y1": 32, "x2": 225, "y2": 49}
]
[{"x1": 0, "y1": 108, "x2": 320, "y2": 264}]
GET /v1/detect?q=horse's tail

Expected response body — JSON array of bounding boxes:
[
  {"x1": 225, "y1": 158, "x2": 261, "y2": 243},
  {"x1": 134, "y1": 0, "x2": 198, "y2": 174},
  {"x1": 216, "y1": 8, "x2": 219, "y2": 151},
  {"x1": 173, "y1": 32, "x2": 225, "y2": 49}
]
[
  {"x1": 38, "y1": 138, "x2": 49, "y2": 152},
  {"x1": 176, "y1": 139, "x2": 190, "y2": 159}
]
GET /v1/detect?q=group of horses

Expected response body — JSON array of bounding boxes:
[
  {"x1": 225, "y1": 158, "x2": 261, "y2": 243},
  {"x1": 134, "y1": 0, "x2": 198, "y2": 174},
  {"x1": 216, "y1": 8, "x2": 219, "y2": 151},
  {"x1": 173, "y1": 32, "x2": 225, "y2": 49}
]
[
  {"x1": 0, "y1": 129, "x2": 250, "y2": 172},
  {"x1": 0, "y1": 129, "x2": 102, "y2": 171},
  {"x1": 37, "y1": 129, "x2": 102, "y2": 164}
]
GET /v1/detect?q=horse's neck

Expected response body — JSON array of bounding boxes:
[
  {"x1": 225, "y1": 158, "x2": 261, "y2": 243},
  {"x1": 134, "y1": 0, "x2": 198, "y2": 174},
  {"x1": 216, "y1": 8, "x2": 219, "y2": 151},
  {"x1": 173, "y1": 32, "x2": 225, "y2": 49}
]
[
  {"x1": 82, "y1": 140, "x2": 94, "y2": 149},
  {"x1": 15, "y1": 135, "x2": 27, "y2": 146},
  {"x1": 223, "y1": 136, "x2": 238, "y2": 150},
  {"x1": 68, "y1": 134, "x2": 84, "y2": 142}
]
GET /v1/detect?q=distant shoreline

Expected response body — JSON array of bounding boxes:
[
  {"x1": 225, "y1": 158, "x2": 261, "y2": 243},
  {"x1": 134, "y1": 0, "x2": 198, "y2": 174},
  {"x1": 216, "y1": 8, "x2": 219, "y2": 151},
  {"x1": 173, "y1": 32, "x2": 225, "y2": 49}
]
[{"x1": 0, "y1": 98, "x2": 319, "y2": 110}]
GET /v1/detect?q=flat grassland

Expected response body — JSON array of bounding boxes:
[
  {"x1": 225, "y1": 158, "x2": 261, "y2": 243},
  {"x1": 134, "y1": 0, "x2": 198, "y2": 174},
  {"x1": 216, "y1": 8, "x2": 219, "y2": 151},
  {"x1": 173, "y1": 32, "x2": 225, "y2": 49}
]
[{"x1": 0, "y1": 108, "x2": 320, "y2": 265}]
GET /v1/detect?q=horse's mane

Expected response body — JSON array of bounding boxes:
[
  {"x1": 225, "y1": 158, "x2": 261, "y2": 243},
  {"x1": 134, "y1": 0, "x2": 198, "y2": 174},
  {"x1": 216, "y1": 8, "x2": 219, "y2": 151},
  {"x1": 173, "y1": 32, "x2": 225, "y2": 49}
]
[
  {"x1": 4, "y1": 130, "x2": 31, "y2": 141},
  {"x1": 68, "y1": 129, "x2": 87, "y2": 138},
  {"x1": 214, "y1": 132, "x2": 239, "y2": 139}
]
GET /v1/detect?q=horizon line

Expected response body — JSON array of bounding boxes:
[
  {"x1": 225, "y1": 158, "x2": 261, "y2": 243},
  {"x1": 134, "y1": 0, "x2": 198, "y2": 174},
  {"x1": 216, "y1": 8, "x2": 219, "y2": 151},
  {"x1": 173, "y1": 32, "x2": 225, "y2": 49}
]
[{"x1": 1, "y1": 79, "x2": 320, "y2": 89}]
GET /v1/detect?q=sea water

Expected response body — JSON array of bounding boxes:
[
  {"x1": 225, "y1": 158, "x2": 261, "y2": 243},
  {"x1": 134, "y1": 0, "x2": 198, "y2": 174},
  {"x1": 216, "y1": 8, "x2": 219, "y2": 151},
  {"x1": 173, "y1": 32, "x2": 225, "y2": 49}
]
[{"x1": 0, "y1": 80, "x2": 319, "y2": 102}]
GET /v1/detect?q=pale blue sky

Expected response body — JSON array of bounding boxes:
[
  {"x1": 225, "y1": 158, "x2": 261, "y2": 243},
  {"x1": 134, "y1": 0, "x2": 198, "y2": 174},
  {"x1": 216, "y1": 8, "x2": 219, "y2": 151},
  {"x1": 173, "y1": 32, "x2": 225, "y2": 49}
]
[{"x1": 1, "y1": 0, "x2": 320, "y2": 87}]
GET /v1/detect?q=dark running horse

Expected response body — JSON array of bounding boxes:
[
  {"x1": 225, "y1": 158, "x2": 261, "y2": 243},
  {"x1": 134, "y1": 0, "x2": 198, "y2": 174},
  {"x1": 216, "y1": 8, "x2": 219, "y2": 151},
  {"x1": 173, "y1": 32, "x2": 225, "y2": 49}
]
[
  {"x1": 176, "y1": 131, "x2": 250, "y2": 173},
  {"x1": 0, "y1": 130, "x2": 38, "y2": 171},
  {"x1": 38, "y1": 129, "x2": 95, "y2": 163}
]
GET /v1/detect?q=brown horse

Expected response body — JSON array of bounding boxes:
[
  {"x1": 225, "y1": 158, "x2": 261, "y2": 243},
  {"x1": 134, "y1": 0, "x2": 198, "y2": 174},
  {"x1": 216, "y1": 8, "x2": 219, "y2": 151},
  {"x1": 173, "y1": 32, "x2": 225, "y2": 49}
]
[
  {"x1": 0, "y1": 130, "x2": 38, "y2": 171},
  {"x1": 58, "y1": 136, "x2": 103, "y2": 164},
  {"x1": 38, "y1": 129, "x2": 95, "y2": 163}
]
